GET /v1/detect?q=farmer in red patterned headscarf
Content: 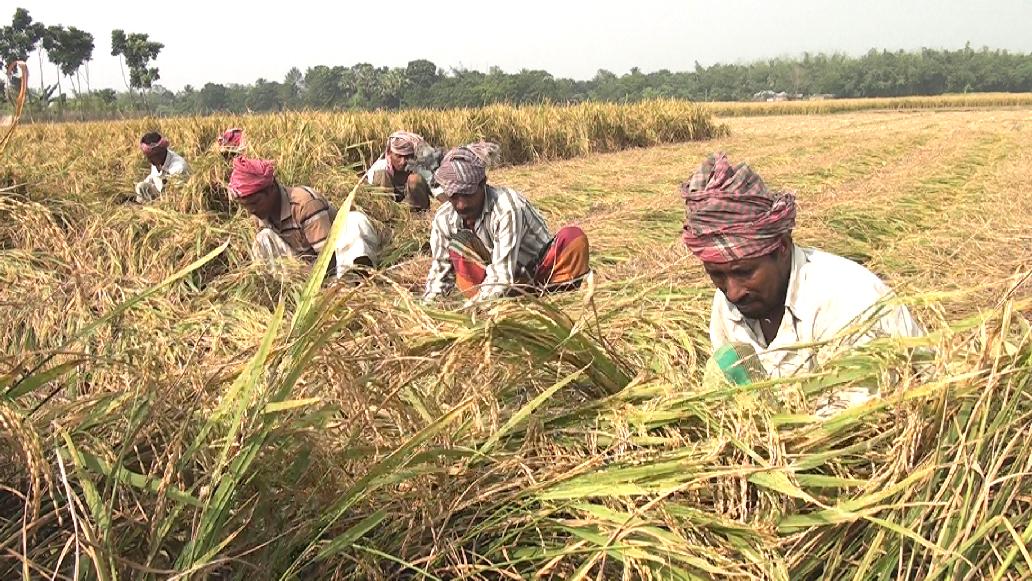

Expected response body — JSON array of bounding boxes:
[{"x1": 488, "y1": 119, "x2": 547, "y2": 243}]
[
  {"x1": 229, "y1": 157, "x2": 382, "y2": 278},
  {"x1": 134, "y1": 131, "x2": 189, "y2": 202},
  {"x1": 683, "y1": 153, "x2": 922, "y2": 414},
  {"x1": 216, "y1": 128, "x2": 247, "y2": 158},
  {"x1": 682, "y1": 152, "x2": 800, "y2": 335}
]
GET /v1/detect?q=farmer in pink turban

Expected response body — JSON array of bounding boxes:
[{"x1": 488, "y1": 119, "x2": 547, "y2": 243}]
[
  {"x1": 216, "y1": 128, "x2": 246, "y2": 157},
  {"x1": 134, "y1": 131, "x2": 189, "y2": 202},
  {"x1": 365, "y1": 130, "x2": 441, "y2": 212},
  {"x1": 229, "y1": 156, "x2": 381, "y2": 278},
  {"x1": 683, "y1": 153, "x2": 923, "y2": 416},
  {"x1": 423, "y1": 142, "x2": 590, "y2": 306}
]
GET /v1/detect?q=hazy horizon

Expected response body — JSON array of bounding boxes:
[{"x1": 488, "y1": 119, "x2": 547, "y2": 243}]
[{"x1": 11, "y1": 0, "x2": 1032, "y2": 92}]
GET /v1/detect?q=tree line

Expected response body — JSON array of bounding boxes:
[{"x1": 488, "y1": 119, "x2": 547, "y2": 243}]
[
  {"x1": 0, "y1": 8, "x2": 164, "y2": 117},
  {"x1": 3, "y1": 6, "x2": 1032, "y2": 120}
]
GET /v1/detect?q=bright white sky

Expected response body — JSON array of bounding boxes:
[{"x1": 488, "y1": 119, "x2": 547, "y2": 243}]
[{"x1": 11, "y1": 0, "x2": 1032, "y2": 91}]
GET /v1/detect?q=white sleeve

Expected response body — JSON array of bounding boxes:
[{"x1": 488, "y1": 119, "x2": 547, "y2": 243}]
[
  {"x1": 422, "y1": 212, "x2": 455, "y2": 302},
  {"x1": 366, "y1": 158, "x2": 388, "y2": 184},
  {"x1": 164, "y1": 153, "x2": 189, "y2": 177},
  {"x1": 817, "y1": 277, "x2": 924, "y2": 352}
]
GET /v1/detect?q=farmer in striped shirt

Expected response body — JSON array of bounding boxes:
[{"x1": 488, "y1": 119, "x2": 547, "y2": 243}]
[
  {"x1": 229, "y1": 157, "x2": 381, "y2": 278},
  {"x1": 423, "y1": 143, "x2": 590, "y2": 304},
  {"x1": 365, "y1": 131, "x2": 442, "y2": 211}
]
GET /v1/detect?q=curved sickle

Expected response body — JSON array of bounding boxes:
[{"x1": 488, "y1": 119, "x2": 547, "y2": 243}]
[{"x1": 1, "y1": 60, "x2": 29, "y2": 157}]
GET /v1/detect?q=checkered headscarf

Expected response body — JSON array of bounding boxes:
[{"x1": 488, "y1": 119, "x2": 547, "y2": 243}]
[
  {"x1": 681, "y1": 153, "x2": 796, "y2": 263},
  {"x1": 387, "y1": 131, "x2": 425, "y2": 156},
  {"x1": 383, "y1": 131, "x2": 427, "y2": 177},
  {"x1": 434, "y1": 142, "x2": 500, "y2": 197}
]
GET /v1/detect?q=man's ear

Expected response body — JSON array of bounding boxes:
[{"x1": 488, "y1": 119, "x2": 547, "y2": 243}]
[{"x1": 777, "y1": 233, "x2": 793, "y2": 258}]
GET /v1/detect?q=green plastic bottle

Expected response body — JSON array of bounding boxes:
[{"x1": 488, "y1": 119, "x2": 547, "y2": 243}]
[{"x1": 713, "y1": 343, "x2": 758, "y2": 385}]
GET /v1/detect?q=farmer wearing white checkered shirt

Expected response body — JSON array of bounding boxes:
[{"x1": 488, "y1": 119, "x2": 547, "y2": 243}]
[{"x1": 423, "y1": 142, "x2": 591, "y2": 305}]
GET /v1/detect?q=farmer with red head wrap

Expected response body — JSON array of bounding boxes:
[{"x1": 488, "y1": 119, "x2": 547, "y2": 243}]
[
  {"x1": 423, "y1": 142, "x2": 590, "y2": 305},
  {"x1": 229, "y1": 156, "x2": 381, "y2": 278},
  {"x1": 683, "y1": 153, "x2": 923, "y2": 415},
  {"x1": 365, "y1": 130, "x2": 442, "y2": 212},
  {"x1": 134, "y1": 131, "x2": 189, "y2": 202},
  {"x1": 216, "y1": 128, "x2": 246, "y2": 158}
]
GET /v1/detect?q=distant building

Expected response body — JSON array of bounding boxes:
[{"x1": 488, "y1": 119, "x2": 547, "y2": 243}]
[{"x1": 752, "y1": 90, "x2": 807, "y2": 102}]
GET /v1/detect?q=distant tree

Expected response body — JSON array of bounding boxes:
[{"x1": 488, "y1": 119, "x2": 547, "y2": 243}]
[
  {"x1": 198, "y1": 82, "x2": 229, "y2": 112},
  {"x1": 147, "y1": 83, "x2": 177, "y2": 113},
  {"x1": 401, "y1": 59, "x2": 438, "y2": 107},
  {"x1": 21, "y1": 43, "x2": 1032, "y2": 120},
  {"x1": 280, "y1": 67, "x2": 302, "y2": 108},
  {"x1": 350, "y1": 63, "x2": 383, "y2": 108},
  {"x1": 303, "y1": 65, "x2": 344, "y2": 108},
  {"x1": 41, "y1": 25, "x2": 65, "y2": 106},
  {"x1": 0, "y1": 8, "x2": 43, "y2": 63},
  {"x1": 405, "y1": 59, "x2": 438, "y2": 88},
  {"x1": 111, "y1": 29, "x2": 162, "y2": 105},
  {"x1": 95, "y1": 87, "x2": 116, "y2": 107},
  {"x1": 0, "y1": 8, "x2": 45, "y2": 95},
  {"x1": 247, "y1": 78, "x2": 282, "y2": 111},
  {"x1": 48, "y1": 26, "x2": 93, "y2": 97}
]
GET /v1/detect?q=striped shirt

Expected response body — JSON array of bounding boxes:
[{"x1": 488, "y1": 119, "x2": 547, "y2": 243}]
[
  {"x1": 258, "y1": 185, "x2": 337, "y2": 262},
  {"x1": 424, "y1": 185, "x2": 553, "y2": 302}
]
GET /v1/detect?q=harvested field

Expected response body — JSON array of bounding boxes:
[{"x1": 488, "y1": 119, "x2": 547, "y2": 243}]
[{"x1": 1, "y1": 104, "x2": 1031, "y2": 579}]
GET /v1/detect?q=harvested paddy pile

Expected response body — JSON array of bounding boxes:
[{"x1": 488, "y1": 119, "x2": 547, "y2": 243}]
[{"x1": 1, "y1": 104, "x2": 1031, "y2": 579}]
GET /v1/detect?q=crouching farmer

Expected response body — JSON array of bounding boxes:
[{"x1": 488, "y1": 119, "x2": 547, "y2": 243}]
[
  {"x1": 682, "y1": 153, "x2": 924, "y2": 417},
  {"x1": 135, "y1": 132, "x2": 189, "y2": 202},
  {"x1": 365, "y1": 130, "x2": 442, "y2": 211},
  {"x1": 229, "y1": 157, "x2": 381, "y2": 278},
  {"x1": 423, "y1": 143, "x2": 590, "y2": 305}
]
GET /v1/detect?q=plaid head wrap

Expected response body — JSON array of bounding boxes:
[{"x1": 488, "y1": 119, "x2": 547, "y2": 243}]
[
  {"x1": 387, "y1": 131, "x2": 426, "y2": 156},
  {"x1": 217, "y1": 128, "x2": 246, "y2": 153},
  {"x1": 384, "y1": 131, "x2": 427, "y2": 176},
  {"x1": 140, "y1": 135, "x2": 169, "y2": 156},
  {"x1": 434, "y1": 142, "x2": 500, "y2": 197},
  {"x1": 228, "y1": 157, "x2": 276, "y2": 199},
  {"x1": 680, "y1": 153, "x2": 796, "y2": 263}
]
